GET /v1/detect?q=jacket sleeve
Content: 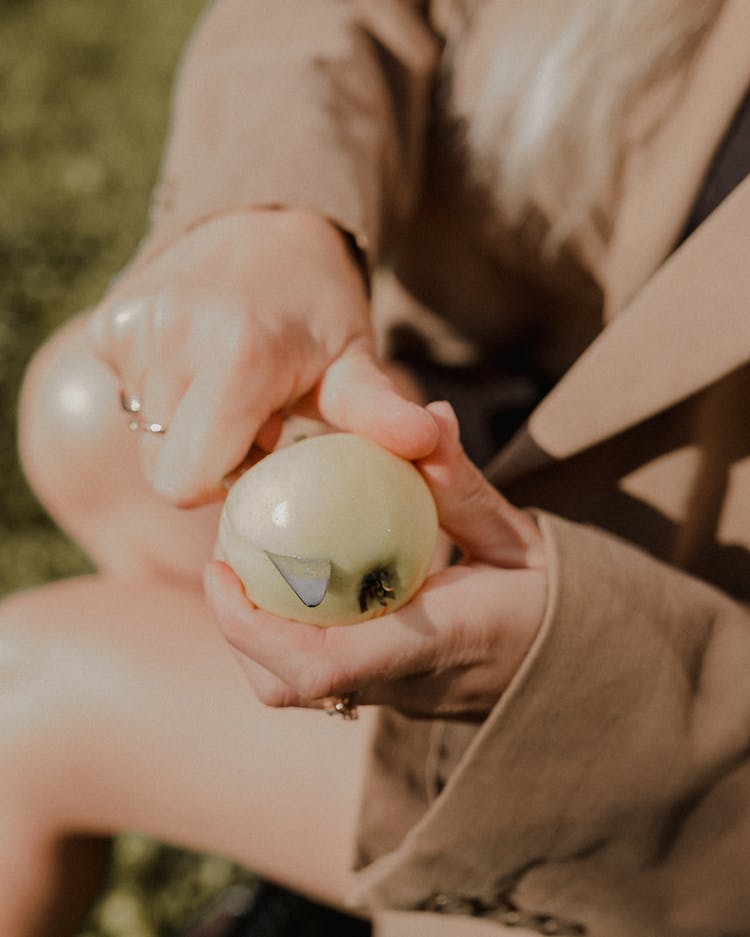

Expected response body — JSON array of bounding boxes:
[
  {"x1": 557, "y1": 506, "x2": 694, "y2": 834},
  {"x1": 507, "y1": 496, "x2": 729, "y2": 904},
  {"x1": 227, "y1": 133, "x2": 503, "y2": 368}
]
[
  {"x1": 130, "y1": 0, "x2": 439, "y2": 271},
  {"x1": 353, "y1": 511, "x2": 750, "y2": 937}
]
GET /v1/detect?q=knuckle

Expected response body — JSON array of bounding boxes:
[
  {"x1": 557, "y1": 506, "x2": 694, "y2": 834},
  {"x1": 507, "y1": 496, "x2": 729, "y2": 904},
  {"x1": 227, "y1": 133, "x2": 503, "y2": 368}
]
[
  {"x1": 87, "y1": 295, "x2": 154, "y2": 370},
  {"x1": 459, "y1": 466, "x2": 493, "y2": 514},
  {"x1": 110, "y1": 296, "x2": 151, "y2": 337},
  {"x1": 213, "y1": 309, "x2": 257, "y2": 361}
]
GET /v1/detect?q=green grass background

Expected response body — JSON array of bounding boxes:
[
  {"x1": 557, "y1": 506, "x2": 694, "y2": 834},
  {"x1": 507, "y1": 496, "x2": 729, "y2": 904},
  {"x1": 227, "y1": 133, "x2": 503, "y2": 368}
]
[{"x1": 1, "y1": 0, "x2": 255, "y2": 932}]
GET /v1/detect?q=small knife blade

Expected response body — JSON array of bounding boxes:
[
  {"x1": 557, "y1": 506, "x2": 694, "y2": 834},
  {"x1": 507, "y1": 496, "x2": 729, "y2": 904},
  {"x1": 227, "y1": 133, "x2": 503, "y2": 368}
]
[{"x1": 265, "y1": 552, "x2": 332, "y2": 608}]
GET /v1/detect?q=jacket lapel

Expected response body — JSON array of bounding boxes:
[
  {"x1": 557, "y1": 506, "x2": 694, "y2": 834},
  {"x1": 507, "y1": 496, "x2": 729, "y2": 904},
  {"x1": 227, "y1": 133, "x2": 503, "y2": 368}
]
[
  {"x1": 487, "y1": 171, "x2": 750, "y2": 486},
  {"x1": 602, "y1": 0, "x2": 750, "y2": 319},
  {"x1": 486, "y1": 0, "x2": 750, "y2": 488}
]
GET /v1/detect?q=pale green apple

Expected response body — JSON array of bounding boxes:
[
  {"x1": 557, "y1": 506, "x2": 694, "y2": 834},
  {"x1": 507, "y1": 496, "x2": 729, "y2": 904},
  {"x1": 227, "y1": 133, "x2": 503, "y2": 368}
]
[{"x1": 218, "y1": 433, "x2": 438, "y2": 625}]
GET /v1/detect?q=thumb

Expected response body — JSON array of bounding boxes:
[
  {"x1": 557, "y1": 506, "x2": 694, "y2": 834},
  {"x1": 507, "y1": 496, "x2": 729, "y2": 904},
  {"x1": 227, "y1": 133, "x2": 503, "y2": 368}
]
[
  {"x1": 315, "y1": 339, "x2": 439, "y2": 460},
  {"x1": 418, "y1": 401, "x2": 545, "y2": 569}
]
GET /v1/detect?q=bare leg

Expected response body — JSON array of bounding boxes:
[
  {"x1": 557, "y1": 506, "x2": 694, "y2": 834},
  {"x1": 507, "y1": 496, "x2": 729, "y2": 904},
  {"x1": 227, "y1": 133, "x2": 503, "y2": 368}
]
[
  {"x1": 0, "y1": 577, "x2": 374, "y2": 935},
  {"x1": 3, "y1": 314, "x2": 374, "y2": 935},
  {"x1": 17, "y1": 312, "x2": 223, "y2": 582}
]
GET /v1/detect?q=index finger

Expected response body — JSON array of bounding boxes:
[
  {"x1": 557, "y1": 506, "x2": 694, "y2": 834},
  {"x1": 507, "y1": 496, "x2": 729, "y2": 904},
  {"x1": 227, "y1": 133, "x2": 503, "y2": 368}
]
[{"x1": 151, "y1": 362, "x2": 286, "y2": 506}]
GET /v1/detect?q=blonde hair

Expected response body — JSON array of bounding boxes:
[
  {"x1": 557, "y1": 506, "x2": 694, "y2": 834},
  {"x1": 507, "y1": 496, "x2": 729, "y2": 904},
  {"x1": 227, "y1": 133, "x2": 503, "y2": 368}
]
[{"x1": 464, "y1": 0, "x2": 725, "y2": 249}]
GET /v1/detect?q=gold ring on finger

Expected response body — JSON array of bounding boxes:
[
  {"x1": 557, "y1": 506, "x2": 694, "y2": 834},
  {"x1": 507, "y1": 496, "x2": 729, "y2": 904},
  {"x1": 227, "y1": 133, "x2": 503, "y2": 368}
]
[{"x1": 323, "y1": 692, "x2": 360, "y2": 720}]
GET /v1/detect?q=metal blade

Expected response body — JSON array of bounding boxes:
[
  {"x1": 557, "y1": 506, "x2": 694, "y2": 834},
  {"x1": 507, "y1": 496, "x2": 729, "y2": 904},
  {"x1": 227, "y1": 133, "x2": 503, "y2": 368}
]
[{"x1": 265, "y1": 552, "x2": 331, "y2": 608}]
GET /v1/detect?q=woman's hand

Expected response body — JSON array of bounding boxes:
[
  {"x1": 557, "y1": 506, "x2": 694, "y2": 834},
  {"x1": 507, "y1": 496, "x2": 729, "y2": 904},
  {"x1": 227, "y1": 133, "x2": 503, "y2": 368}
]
[
  {"x1": 205, "y1": 402, "x2": 548, "y2": 720},
  {"x1": 89, "y1": 208, "x2": 438, "y2": 506}
]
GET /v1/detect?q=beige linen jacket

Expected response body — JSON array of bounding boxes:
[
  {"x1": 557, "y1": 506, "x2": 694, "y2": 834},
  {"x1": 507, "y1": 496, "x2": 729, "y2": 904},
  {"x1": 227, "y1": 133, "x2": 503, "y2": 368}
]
[{"x1": 135, "y1": 1, "x2": 750, "y2": 934}]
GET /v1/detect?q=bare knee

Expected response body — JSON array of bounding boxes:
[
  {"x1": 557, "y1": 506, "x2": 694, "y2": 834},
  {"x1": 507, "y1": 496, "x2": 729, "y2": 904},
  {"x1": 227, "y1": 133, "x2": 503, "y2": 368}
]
[
  {"x1": 18, "y1": 314, "x2": 134, "y2": 539},
  {"x1": 17, "y1": 314, "x2": 220, "y2": 581}
]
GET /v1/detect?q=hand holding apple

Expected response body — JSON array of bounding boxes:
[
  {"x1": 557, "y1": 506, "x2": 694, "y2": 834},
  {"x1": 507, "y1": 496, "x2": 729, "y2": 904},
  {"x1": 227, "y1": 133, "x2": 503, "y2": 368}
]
[
  {"x1": 88, "y1": 207, "x2": 438, "y2": 506},
  {"x1": 205, "y1": 402, "x2": 548, "y2": 720}
]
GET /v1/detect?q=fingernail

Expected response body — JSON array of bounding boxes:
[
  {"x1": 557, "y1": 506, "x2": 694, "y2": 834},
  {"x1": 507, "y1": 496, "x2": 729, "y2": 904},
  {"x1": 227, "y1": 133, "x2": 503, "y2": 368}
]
[
  {"x1": 413, "y1": 403, "x2": 441, "y2": 453},
  {"x1": 427, "y1": 400, "x2": 458, "y2": 430},
  {"x1": 424, "y1": 402, "x2": 461, "y2": 456}
]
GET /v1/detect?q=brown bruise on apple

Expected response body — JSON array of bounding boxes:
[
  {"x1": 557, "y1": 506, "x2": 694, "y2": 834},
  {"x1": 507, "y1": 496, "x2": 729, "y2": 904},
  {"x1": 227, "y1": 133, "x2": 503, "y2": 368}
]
[{"x1": 357, "y1": 564, "x2": 397, "y2": 614}]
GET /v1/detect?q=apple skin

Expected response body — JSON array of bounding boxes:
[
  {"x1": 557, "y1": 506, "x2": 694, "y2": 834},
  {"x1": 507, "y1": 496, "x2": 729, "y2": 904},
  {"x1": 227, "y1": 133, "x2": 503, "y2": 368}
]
[{"x1": 218, "y1": 433, "x2": 438, "y2": 626}]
